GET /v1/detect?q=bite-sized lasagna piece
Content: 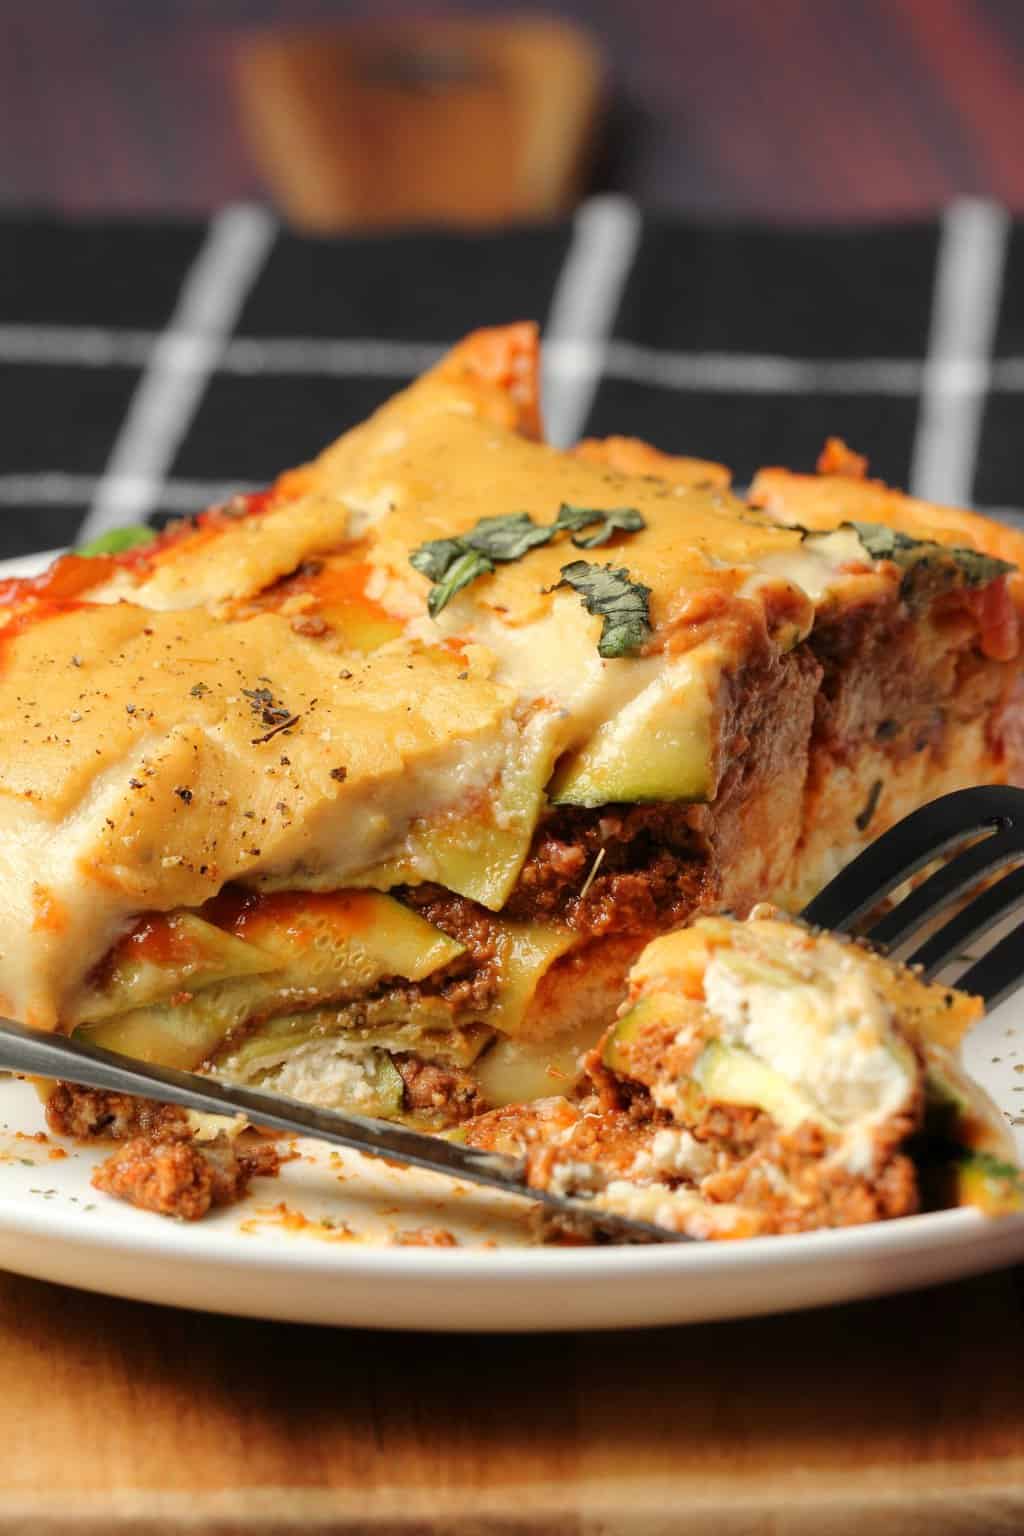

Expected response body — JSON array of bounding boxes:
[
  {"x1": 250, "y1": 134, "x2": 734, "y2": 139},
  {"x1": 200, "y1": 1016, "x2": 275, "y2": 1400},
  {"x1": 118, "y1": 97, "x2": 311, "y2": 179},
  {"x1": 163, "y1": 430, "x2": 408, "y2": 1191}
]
[
  {"x1": 2, "y1": 324, "x2": 1023, "y2": 1138},
  {"x1": 464, "y1": 912, "x2": 1023, "y2": 1238}
]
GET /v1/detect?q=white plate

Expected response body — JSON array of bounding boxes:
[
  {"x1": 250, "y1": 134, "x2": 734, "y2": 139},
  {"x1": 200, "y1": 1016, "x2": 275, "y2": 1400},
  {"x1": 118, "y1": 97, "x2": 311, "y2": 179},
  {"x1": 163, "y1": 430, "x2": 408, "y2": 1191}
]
[{"x1": 2, "y1": 550, "x2": 1024, "y2": 1330}]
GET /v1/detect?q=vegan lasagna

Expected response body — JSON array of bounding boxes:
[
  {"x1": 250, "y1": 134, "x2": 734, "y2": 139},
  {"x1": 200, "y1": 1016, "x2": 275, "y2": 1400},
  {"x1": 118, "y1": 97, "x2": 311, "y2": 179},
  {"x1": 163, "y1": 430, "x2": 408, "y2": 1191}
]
[
  {"x1": 465, "y1": 911, "x2": 1023, "y2": 1237},
  {"x1": 2, "y1": 322, "x2": 1022, "y2": 1138}
]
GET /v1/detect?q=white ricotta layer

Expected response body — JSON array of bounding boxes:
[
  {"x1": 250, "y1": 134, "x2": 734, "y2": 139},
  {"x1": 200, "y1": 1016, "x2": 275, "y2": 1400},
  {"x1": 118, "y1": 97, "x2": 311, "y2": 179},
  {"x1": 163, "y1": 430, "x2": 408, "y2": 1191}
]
[{"x1": 702, "y1": 945, "x2": 914, "y2": 1133}]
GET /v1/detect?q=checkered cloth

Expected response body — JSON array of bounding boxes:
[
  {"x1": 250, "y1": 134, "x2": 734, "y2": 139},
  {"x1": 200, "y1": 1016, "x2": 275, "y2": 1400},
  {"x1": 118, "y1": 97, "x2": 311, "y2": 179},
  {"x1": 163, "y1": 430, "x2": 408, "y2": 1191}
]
[{"x1": 1, "y1": 196, "x2": 1021, "y2": 561}]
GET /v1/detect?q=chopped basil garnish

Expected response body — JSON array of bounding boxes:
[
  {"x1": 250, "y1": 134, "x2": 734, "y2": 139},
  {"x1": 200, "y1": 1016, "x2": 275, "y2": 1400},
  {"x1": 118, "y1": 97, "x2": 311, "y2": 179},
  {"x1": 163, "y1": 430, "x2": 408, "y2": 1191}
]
[
  {"x1": 424, "y1": 547, "x2": 495, "y2": 618},
  {"x1": 847, "y1": 520, "x2": 1015, "y2": 589},
  {"x1": 408, "y1": 536, "x2": 469, "y2": 584},
  {"x1": 77, "y1": 525, "x2": 156, "y2": 557},
  {"x1": 551, "y1": 504, "x2": 647, "y2": 548},
  {"x1": 410, "y1": 504, "x2": 646, "y2": 616},
  {"x1": 463, "y1": 511, "x2": 554, "y2": 562},
  {"x1": 553, "y1": 561, "x2": 653, "y2": 658}
]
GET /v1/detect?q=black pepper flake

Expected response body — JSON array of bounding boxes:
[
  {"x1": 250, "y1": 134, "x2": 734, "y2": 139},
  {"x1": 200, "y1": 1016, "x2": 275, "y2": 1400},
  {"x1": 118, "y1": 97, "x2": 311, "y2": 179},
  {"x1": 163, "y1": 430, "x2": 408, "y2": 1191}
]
[
  {"x1": 855, "y1": 779, "x2": 883, "y2": 833},
  {"x1": 339, "y1": 670, "x2": 353, "y2": 680},
  {"x1": 242, "y1": 685, "x2": 291, "y2": 724},
  {"x1": 190, "y1": 682, "x2": 210, "y2": 698},
  {"x1": 280, "y1": 755, "x2": 291, "y2": 766},
  {"x1": 276, "y1": 801, "x2": 290, "y2": 814},
  {"x1": 70, "y1": 655, "x2": 82, "y2": 668},
  {"x1": 128, "y1": 778, "x2": 143, "y2": 790},
  {"x1": 330, "y1": 766, "x2": 348, "y2": 783},
  {"x1": 125, "y1": 704, "x2": 137, "y2": 715},
  {"x1": 250, "y1": 714, "x2": 300, "y2": 745},
  {"x1": 174, "y1": 787, "x2": 193, "y2": 805}
]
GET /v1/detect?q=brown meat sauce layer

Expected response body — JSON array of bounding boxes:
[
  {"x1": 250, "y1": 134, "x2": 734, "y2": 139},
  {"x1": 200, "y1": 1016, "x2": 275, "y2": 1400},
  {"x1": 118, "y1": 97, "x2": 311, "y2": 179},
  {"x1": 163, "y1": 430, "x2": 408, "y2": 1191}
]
[{"x1": 45, "y1": 1084, "x2": 282, "y2": 1221}]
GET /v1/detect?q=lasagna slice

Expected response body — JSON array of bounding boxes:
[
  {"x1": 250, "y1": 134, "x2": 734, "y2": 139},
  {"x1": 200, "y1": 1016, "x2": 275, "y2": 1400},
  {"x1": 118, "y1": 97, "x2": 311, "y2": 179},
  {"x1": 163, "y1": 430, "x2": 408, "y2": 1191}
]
[
  {"x1": 464, "y1": 912, "x2": 1022, "y2": 1238},
  {"x1": 1, "y1": 324, "x2": 1021, "y2": 1138}
]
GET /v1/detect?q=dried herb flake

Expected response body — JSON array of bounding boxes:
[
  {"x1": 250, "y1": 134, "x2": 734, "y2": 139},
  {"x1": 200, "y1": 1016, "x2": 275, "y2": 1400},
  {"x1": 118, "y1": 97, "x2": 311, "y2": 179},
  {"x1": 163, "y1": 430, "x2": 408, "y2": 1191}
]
[
  {"x1": 552, "y1": 561, "x2": 652, "y2": 658},
  {"x1": 410, "y1": 505, "x2": 646, "y2": 617}
]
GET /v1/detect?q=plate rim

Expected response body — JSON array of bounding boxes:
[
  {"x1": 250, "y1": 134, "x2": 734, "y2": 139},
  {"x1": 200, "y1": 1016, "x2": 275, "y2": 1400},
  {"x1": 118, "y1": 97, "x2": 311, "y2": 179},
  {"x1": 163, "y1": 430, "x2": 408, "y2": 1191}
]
[{"x1": 2, "y1": 1170, "x2": 1021, "y2": 1279}]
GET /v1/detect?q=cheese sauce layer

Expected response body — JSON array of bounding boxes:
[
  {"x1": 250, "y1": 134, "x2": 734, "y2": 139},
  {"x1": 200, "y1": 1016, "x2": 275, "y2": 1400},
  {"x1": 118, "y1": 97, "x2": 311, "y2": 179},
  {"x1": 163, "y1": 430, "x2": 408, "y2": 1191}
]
[
  {"x1": 0, "y1": 604, "x2": 527, "y2": 1025},
  {"x1": 0, "y1": 324, "x2": 1019, "y2": 1035}
]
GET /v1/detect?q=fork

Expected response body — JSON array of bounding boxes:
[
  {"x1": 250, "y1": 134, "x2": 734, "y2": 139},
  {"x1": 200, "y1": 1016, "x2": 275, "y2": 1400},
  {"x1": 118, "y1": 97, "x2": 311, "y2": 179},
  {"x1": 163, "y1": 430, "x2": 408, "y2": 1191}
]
[{"x1": 3, "y1": 783, "x2": 1024, "y2": 1244}]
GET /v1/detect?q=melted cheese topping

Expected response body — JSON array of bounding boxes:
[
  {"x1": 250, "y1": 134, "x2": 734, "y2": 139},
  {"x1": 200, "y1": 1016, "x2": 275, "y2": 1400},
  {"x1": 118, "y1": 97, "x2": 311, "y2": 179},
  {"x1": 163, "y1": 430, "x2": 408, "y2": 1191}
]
[
  {"x1": 362, "y1": 414, "x2": 806, "y2": 627},
  {"x1": 0, "y1": 325, "x2": 1014, "y2": 1038},
  {"x1": 89, "y1": 495, "x2": 354, "y2": 611},
  {"x1": 0, "y1": 605, "x2": 527, "y2": 1024}
]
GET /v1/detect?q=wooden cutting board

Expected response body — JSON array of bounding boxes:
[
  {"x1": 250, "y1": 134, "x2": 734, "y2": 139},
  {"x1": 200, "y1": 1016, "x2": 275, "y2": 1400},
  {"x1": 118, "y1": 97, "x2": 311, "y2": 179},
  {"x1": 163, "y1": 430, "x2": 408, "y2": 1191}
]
[
  {"x1": 233, "y1": 16, "x2": 603, "y2": 231},
  {"x1": 3, "y1": 1260, "x2": 1024, "y2": 1533}
]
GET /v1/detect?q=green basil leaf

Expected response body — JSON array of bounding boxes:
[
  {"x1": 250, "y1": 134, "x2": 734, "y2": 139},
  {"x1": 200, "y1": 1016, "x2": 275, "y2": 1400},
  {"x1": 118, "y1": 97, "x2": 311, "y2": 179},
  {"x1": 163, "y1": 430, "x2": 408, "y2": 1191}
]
[
  {"x1": 410, "y1": 505, "x2": 647, "y2": 619},
  {"x1": 847, "y1": 520, "x2": 1015, "y2": 588},
  {"x1": 409, "y1": 537, "x2": 467, "y2": 584},
  {"x1": 553, "y1": 560, "x2": 652, "y2": 658},
  {"x1": 564, "y1": 507, "x2": 646, "y2": 549},
  {"x1": 427, "y1": 548, "x2": 495, "y2": 617},
  {"x1": 550, "y1": 505, "x2": 606, "y2": 537},
  {"x1": 78, "y1": 525, "x2": 156, "y2": 557},
  {"x1": 464, "y1": 512, "x2": 552, "y2": 562}
]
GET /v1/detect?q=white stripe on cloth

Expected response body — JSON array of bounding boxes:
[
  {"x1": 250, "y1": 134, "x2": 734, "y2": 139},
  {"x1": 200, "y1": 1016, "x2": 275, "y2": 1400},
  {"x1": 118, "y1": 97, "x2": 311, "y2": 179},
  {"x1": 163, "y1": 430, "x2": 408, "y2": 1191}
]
[
  {"x1": 6, "y1": 325, "x2": 1024, "y2": 396},
  {"x1": 0, "y1": 326, "x2": 445, "y2": 375},
  {"x1": 541, "y1": 196, "x2": 642, "y2": 447},
  {"x1": 909, "y1": 198, "x2": 1010, "y2": 506},
  {"x1": 0, "y1": 473, "x2": 261, "y2": 510},
  {"x1": 78, "y1": 204, "x2": 277, "y2": 541}
]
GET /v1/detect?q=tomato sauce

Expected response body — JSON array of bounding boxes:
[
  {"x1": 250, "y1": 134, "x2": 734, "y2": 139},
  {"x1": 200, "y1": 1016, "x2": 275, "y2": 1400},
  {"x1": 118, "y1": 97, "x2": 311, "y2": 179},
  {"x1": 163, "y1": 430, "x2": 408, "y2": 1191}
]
[
  {"x1": 962, "y1": 576, "x2": 1021, "y2": 663},
  {"x1": 119, "y1": 916, "x2": 206, "y2": 971},
  {"x1": 264, "y1": 557, "x2": 404, "y2": 651},
  {"x1": 0, "y1": 487, "x2": 279, "y2": 614},
  {"x1": 233, "y1": 890, "x2": 378, "y2": 945},
  {"x1": 201, "y1": 886, "x2": 377, "y2": 946}
]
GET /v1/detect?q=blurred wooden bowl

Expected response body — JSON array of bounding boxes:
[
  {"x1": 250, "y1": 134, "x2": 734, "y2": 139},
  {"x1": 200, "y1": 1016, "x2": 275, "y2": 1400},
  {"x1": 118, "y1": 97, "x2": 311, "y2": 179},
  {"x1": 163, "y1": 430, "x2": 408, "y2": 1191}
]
[{"x1": 233, "y1": 15, "x2": 604, "y2": 231}]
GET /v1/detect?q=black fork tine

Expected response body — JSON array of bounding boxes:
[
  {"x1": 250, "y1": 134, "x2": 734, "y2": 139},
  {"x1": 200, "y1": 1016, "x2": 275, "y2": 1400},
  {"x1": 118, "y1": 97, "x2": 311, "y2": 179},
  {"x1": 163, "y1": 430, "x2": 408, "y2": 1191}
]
[
  {"x1": 907, "y1": 863, "x2": 1024, "y2": 979},
  {"x1": 863, "y1": 832, "x2": 1024, "y2": 953},
  {"x1": 800, "y1": 784, "x2": 1024, "y2": 934},
  {"x1": 952, "y1": 915, "x2": 1024, "y2": 1008}
]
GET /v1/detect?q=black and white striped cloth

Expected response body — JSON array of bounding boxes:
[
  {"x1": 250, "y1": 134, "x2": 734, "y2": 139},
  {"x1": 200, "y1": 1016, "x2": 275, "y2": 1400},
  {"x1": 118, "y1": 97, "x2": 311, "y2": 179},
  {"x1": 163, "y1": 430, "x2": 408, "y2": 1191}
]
[{"x1": 0, "y1": 196, "x2": 1021, "y2": 562}]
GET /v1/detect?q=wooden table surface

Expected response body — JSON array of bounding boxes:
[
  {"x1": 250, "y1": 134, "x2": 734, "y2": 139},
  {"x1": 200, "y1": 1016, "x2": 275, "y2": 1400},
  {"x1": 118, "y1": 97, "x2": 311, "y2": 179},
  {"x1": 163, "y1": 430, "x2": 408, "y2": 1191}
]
[
  {"x1": 4, "y1": 3, "x2": 1024, "y2": 1530},
  {"x1": 0, "y1": 1257, "x2": 1022, "y2": 1534},
  {"x1": 5, "y1": 0, "x2": 1024, "y2": 219}
]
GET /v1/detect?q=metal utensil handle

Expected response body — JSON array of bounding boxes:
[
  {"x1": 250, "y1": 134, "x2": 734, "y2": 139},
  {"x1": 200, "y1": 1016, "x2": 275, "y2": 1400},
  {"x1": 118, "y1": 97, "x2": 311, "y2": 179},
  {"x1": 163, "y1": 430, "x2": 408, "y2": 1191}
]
[{"x1": 0, "y1": 1018, "x2": 678, "y2": 1244}]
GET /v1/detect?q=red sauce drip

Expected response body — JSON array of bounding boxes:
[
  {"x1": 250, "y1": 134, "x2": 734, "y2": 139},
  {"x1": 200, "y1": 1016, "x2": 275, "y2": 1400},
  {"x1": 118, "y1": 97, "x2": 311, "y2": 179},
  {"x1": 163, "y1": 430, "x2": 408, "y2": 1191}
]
[
  {"x1": 199, "y1": 885, "x2": 261, "y2": 932},
  {"x1": 0, "y1": 554, "x2": 117, "y2": 609},
  {"x1": 127, "y1": 916, "x2": 198, "y2": 968},
  {"x1": 202, "y1": 887, "x2": 376, "y2": 945},
  {"x1": 959, "y1": 576, "x2": 1020, "y2": 663},
  {"x1": 0, "y1": 487, "x2": 279, "y2": 613},
  {"x1": 270, "y1": 558, "x2": 383, "y2": 613}
]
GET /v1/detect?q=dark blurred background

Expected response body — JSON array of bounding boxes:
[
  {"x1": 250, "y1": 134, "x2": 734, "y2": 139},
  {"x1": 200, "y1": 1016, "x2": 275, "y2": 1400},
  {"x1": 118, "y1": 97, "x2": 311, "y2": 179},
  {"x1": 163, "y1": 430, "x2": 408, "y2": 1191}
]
[
  {"x1": 4, "y1": 0, "x2": 1024, "y2": 556},
  {"x1": 6, "y1": 0, "x2": 1024, "y2": 220}
]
